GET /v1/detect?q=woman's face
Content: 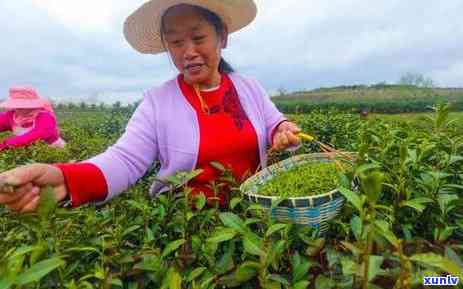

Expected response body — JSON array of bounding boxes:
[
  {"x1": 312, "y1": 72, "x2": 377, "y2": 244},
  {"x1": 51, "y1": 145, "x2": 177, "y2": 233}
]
[{"x1": 162, "y1": 6, "x2": 227, "y2": 89}]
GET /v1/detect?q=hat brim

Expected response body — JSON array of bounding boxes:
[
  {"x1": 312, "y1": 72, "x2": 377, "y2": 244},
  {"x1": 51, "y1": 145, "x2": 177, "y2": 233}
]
[
  {"x1": 0, "y1": 98, "x2": 46, "y2": 109},
  {"x1": 124, "y1": 0, "x2": 257, "y2": 54}
]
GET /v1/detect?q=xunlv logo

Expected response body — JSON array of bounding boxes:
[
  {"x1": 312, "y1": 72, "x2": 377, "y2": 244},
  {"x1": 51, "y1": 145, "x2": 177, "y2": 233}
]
[{"x1": 423, "y1": 275, "x2": 459, "y2": 286}]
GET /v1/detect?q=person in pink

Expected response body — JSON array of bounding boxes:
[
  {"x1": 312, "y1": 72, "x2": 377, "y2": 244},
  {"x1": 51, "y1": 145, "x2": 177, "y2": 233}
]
[{"x1": 0, "y1": 87, "x2": 66, "y2": 151}]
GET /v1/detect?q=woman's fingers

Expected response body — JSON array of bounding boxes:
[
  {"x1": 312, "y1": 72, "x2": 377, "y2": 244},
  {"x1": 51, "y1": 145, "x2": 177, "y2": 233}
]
[
  {"x1": 288, "y1": 123, "x2": 301, "y2": 134},
  {"x1": 14, "y1": 183, "x2": 34, "y2": 196},
  {"x1": 0, "y1": 183, "x2": 33, "y2": 204},
  {"x1": 0, "y1": 188, "x2": 27, "y2": 204},
  {"x1": 285, "y1": 130, "x2": 301, "y2": 146},
  {"x1": 277, "y1": 132, "x2": 289, "y2": 150},
  {"x1": 272, "y1": 126, "x2": 302, "y2": 151},
  {"x1": 20, "y1": 195, "x2": 41, "y2": 213},
  {"x1": 7, "y1": 188, "x2": 40, "y2": 212},
  {"x1": 0, "y1": 166, "x2": 35, "y2": 194}
]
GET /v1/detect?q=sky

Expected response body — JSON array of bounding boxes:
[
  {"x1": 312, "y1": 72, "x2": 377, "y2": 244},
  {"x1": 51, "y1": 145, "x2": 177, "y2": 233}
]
[{"x1": 1, "y1": 0, "x2": 462, "y2": 104}]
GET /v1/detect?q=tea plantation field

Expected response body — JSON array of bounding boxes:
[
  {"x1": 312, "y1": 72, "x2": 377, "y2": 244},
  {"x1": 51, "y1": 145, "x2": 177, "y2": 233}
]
[{"x1": 1, "y1": 104, "x2": 462, "y2": 289}]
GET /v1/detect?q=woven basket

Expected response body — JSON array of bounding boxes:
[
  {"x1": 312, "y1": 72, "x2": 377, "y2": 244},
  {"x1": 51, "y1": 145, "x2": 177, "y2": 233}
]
[{"x1": 240, "y1": 153, "x2": 347, "y2": 234}]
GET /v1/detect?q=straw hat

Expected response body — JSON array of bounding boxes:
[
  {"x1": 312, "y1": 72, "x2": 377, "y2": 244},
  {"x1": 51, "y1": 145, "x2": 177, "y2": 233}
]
[
  {"x1": 0, "y1": 87, "x2": 48, "y2": 109},
  {"x1": 123, "y1": 0, "x2": 257, "y2": 54}
]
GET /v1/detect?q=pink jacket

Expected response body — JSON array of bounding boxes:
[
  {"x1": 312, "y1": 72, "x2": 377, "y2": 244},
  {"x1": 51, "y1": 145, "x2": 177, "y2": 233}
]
[{"x1": 0, "y1": 110, "x2": 62, "y2": 149}]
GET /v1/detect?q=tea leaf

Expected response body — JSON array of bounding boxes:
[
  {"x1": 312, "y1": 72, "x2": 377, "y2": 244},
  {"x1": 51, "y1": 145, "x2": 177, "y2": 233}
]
[
  {"x1": 186, "y1": 267, "x2": 206, "y2": 282},
  {"x1": 210, "y1": 161, "x2": 226, "y2": 172},
  {"x1": 445, "y1": 247, "x2": 463, "y2": 269},
  {"x1": 30, "y1": 242, "x2": 47, "y2": 265},
  {"x1": 193, "y1": 194, "x2": 206, "y2": 210},
  {"x1": 242, "y1": 233, "x2": 264, "y2": 256},
  {"x1": 111, "y1": 278, "x2": 123, "y2": 287},
  {"x1": 199, "y1": 276, "x2": 214, "y2": 289},
  {"x1": 9, "y1": 246, "x2": 35, "y2": 259},
  {"x1": 341, "y1": 258, "x2": 357, "y2": 275},
  {"x1": 293, "y1": 281, "x2": 310, "y2": 289},
  {"x1": 268, "y1": 274, "x2": 289, "y2": 285},
  {"x1": 161, "y1": 239, "x2": 185, "y2": 259},
  {"x1": 305, "y1": 238, "x2": 326, "y2": 257},
  {"x1": 355, "y1": 163, "x2": 381, "y2": 176},
  {"x1": 122, "y1": 225, "x2": 141, "y2": 237},
  {"x1": 16, "y1": 257, "x2": 65, "y2": 285},
  {"x1": 448, "y1": 155, "x2": 463, "y2": 165},
  {"x1": 216, "y1": 274, "x2": 240, "y2": 287},
  {"x1": 268, "y1": 240, "x2": 286, "y2": 270},
  {"x1": 340, "y1": 241, "x2": 362, "y2": 257},
  {"x1": 351, "y1": 215, "x2": 362, "y2": 241},
  {"x1": 161, "y1": 267, "x2": 182, "y2": 289},
  {"x1": 244, "y1": 218, "x2": 261, "y2": 226},
  {"x1": 410, "y1": 253, "x2": 463, "y2": 279},
  {"x1": 0, "y1": 279, "x2": 14, "y2": 289},
  {"x1": 400, "y1": 197, "x2": 433, "y2": 213},
  {"x1": 338, "y1": 187, "x2": 363, "y2": 212},
  {"x1": 235, "y1": 261, "x2": 259, "y2": 282},
  {"x1": 229, "y1": 197, "x2": 242, "y2": 209},
  {"x1": 374, "y1": 220, "x2": 399, "y2": 248},
  {"x1": 219, "y1": 212, "x2": 247, "y2": 233},
  {"x1": 293, "y1": 258, "x2": 312, "y2": 282},
  {"x1": 206, "y1": 228, "x2": 237, "y2": 243},
  {"x1": 366, "y1": 255, "x2": 384, "y2": 282},
  {"x1": 133, "y1": 255, "x2": 161, "y2": 272},
  {"x1": 265, "y1": 223, "x2": 288, "y2": 237},
  {"x1": 38, "y1": 186, "x2": 57, "y2": 220},
  {"x1": 216, "y1": 242, "x2": 235, "y2": 275},
  {"x1": 314, "y1": 275, "x2": 335, "y2": 289},
  {"x1": 360, "y1": 171, "x2": 384, "y2": 203}
]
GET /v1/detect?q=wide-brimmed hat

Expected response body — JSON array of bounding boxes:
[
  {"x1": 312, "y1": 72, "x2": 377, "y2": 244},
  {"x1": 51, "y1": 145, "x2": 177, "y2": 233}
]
[
  {"x1": 0, "y1": 87, "x2": 48, "y2": 109},
  {"x1": 124, "y1": 0, "x2": 257, "y2": 54}
]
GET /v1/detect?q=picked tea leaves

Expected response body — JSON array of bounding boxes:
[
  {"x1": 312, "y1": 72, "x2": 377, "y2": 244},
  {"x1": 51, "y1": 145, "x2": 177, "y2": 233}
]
[{"x1": 257, "y1": 162, "x2": 339, "y2": 197}]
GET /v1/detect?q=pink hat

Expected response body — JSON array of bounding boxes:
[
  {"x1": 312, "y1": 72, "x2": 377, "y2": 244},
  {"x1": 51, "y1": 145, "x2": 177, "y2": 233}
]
[{"x1": 0, "y1": 87, "x2": 48, "y2": 109}]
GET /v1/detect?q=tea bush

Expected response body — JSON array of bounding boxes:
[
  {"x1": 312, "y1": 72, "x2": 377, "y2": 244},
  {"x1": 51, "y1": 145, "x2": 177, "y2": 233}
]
[{"x1": 0, "y1": 105, "x2": 462, "y2": 289}]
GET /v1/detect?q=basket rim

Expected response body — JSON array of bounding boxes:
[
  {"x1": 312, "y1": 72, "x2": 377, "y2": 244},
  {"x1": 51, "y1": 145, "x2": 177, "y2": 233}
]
[
  {"x1": 244, "y1": 188, "x2": 340, "y2": 201},
  {"x1": 240, "y1": 152, "x2": 355, "y2": 201}
]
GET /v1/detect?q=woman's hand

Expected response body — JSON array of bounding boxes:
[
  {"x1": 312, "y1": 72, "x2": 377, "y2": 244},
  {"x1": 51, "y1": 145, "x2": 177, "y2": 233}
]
[
  {"x1": 271, "y1": 121, "x2": 302, "y2": 152},
  {"x1": 0, "y1": 164, "x2": 68, "y2": 213}
]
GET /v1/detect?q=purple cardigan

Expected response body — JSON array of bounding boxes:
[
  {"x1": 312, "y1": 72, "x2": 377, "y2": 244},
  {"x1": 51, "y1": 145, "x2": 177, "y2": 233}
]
[{"x1": 87, "y1": 73, "x2": 287, "y2": 202}]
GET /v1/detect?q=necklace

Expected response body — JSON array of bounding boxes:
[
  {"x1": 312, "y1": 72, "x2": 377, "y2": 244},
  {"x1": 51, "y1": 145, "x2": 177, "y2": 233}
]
[
  {"x1": 192, "y1": 75, "x2": 221, "y2": 115},
  {"x1": 193, "y1": 85, "x2": 210, "y2": 115}
]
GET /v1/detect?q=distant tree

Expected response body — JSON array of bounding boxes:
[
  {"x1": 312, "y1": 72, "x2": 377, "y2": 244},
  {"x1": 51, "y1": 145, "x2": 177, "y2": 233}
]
[
  {"x1": 277, "y1": 87, "x2": 288, "y2": 97},
  {"x1": 112, "y1": 101, "x2": 122, "y2": 113},
  {"x1": 56, "y1": 103, "x2": 65, "y2": 119},
  {"x1": 398, "y1": 72, "x2": 434, "y2": 88},
  {"x1": 67, "y1": 103, "x2": 76, "y2": 110},
  {"x1": 421, "y1": 77, "x2": 434, "y2": 88},
  {"x1": 398, "y1": 72, "x2": 435, "y2": 98},
  {"x1": 79, "y1": 101, "x2": 88, "y2": 110},
  {"x1": 371, "y1": 81, "x2": 388, "y2": 88}
]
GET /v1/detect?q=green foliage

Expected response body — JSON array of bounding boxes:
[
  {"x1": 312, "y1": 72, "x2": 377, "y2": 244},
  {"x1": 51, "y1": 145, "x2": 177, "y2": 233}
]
[
  {"x1": 275, "y1": 95, "x2": 463, "y2": 114},
  {"x1": 1, "y1": 105, "x2": 463, "y2": 288}
]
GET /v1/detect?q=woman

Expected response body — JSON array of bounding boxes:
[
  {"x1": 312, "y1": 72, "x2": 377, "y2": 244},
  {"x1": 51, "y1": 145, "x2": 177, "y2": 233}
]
[
  {"x1": 0, "y1": 0, "x2": 300, "y2": 212},
  {"x1": 0, "y1": 87, "x2": 66, "y2": 151}
]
